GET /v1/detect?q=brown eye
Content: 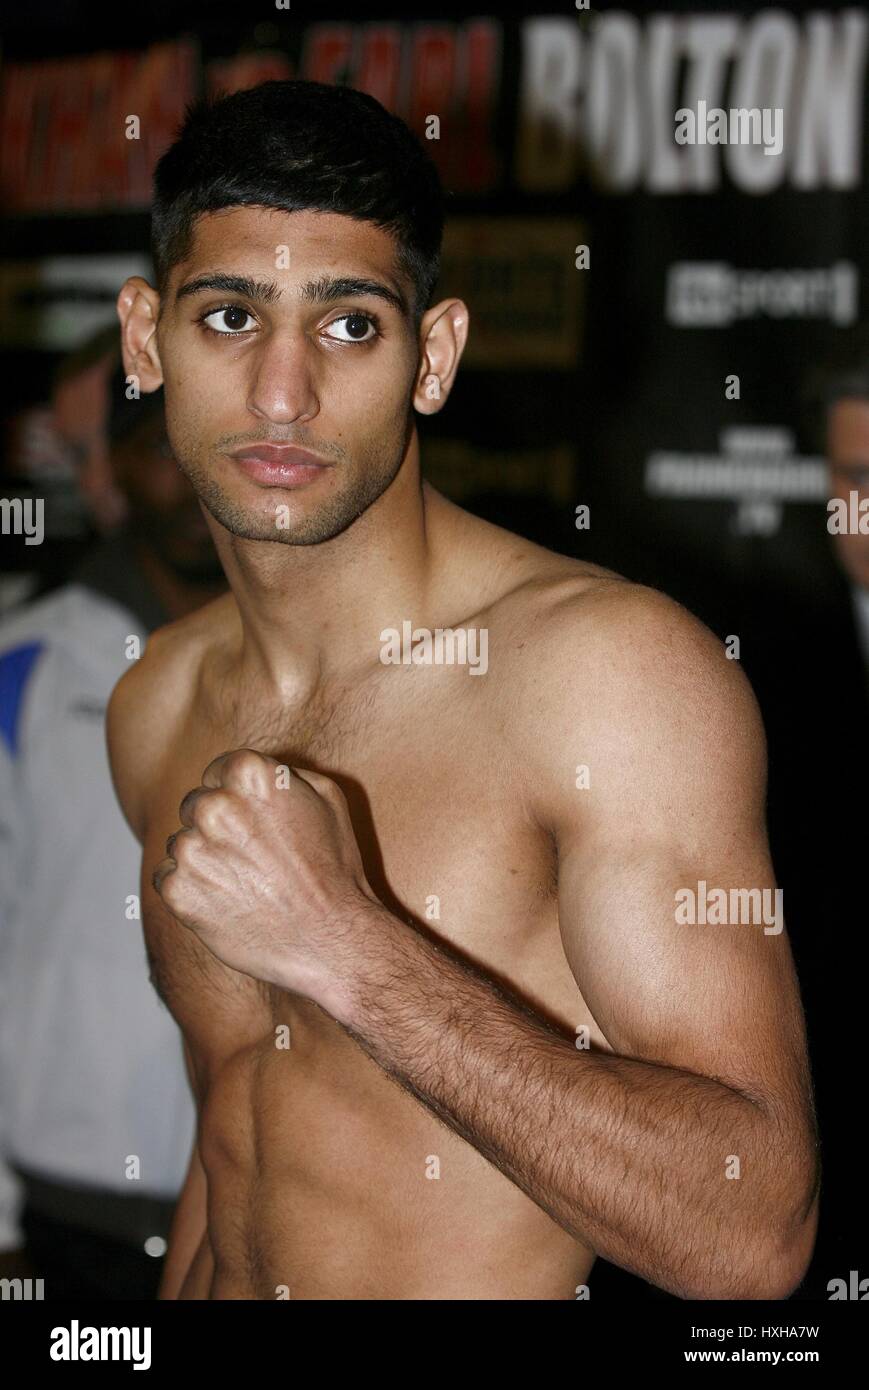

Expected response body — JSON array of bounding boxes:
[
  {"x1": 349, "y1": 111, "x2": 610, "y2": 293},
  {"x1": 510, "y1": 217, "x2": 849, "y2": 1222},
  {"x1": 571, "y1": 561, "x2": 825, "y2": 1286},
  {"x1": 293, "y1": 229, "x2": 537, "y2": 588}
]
[
  {"x1": 324, "y1": 313, "x2": 378, "y2": 343},
  {"x1": 203, "y1": 306, "x2": 256, "y2": 334}
]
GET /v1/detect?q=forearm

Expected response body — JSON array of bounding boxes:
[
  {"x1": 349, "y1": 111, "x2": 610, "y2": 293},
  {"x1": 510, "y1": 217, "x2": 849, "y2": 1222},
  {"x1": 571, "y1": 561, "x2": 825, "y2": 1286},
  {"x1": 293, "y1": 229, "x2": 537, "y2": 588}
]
[{"x1": 330, "y1": 908, "x2": 816, "y2": 1300}]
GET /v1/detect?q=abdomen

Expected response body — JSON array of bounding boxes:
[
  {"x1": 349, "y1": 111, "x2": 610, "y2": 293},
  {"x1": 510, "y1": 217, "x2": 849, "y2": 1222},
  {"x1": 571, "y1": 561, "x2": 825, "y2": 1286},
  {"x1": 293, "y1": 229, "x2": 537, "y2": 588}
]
[{"x1": 198, "y1": 1012, "x2": 594, "y2": 1300}]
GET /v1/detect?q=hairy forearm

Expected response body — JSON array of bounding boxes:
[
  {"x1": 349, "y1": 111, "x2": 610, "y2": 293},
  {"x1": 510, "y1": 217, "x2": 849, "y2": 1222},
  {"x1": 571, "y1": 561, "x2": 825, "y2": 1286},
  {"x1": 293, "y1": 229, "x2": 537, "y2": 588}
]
[{"x1": 327, "y1": 908, "x2": 817, "y2": 1300}]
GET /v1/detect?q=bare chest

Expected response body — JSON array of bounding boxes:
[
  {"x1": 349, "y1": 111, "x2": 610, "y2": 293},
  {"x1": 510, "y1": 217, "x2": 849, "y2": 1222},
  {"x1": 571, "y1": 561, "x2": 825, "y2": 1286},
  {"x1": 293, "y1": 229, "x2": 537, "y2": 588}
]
[{"x1": 140, "y1": 670, "x2": 608, "y2": 1068}]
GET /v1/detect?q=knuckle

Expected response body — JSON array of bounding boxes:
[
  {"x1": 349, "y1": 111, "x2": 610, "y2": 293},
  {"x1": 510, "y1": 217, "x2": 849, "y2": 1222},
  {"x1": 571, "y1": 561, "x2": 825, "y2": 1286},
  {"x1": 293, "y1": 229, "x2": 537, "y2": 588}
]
[
  {"x1": 225, "y1": 749, "x2": 270, "y2": 791},
  {"x1": 310, "y1": 770, "x2": 346, "y2": 805},
  {"x1": 172, "y1": 829, "x2": 194, "y2": 862},
  {"x1": 158, "y1": 871, "x2": 181, "y2": 910},
  {"x1": 227, "y1": 748, "x2": 262, "y2": 774},
  {"x1": 194, "y1": 791, "x2": 231, "y2": 835}
]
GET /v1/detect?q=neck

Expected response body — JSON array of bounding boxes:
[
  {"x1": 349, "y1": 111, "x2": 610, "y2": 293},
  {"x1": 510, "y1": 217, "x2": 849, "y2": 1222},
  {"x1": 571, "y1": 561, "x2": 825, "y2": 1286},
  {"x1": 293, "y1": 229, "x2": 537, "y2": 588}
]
[{"x1": 209, "y1": 443, "x2": 444, "y2": 697}]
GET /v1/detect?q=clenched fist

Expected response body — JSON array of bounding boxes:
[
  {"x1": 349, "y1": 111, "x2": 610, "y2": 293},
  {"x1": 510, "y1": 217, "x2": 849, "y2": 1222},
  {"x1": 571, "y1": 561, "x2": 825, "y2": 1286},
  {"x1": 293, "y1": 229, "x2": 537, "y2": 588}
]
[{"x1": 152, "y1": 748, "x2": 382, "y2": 1008}]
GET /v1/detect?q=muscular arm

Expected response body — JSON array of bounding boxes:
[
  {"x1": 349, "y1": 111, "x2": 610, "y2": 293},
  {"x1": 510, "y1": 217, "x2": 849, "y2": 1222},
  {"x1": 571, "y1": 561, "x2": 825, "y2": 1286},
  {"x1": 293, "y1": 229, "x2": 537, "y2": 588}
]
[{"x1": 330, "y1": 587, "x2": 820, "y2": 1299}]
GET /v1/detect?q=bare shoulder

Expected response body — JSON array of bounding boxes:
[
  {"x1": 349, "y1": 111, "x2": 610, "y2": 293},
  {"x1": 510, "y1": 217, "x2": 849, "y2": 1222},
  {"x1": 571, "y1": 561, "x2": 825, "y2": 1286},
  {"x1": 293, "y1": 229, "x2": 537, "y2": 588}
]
[
  {"x1": 433, "y1": 497, "x2": 762, "y2": 783},
  {"x1": 105, "y1": 592, "x2": 235, "y2": 842},
  {"x1": 533, "y1": 572, "x2": 757, "y2": 722},
  {"x1": 486, "y1": 561, "x2": 767, "y2": 820}
]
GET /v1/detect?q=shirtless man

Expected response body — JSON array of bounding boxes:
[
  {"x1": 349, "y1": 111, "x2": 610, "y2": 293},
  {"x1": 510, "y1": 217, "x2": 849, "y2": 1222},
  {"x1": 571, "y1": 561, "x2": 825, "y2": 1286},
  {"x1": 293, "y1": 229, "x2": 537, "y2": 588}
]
[{"x1": 107, "y1": 80, "x2": 819, "y2": 1301}]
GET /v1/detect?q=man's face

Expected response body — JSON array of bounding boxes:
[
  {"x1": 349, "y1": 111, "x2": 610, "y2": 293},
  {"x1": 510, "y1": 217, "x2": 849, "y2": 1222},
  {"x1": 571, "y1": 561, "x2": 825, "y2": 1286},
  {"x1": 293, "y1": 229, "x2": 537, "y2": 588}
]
[
  {"x1": 53, "y1": 356, "x2": 127, "y2": 531},
  {"x1": 154, "y1": 207, "x2": 421, "y2": 546},
  {"x1": 827, "y1": 398, "x2": 869, "y2": 588}
]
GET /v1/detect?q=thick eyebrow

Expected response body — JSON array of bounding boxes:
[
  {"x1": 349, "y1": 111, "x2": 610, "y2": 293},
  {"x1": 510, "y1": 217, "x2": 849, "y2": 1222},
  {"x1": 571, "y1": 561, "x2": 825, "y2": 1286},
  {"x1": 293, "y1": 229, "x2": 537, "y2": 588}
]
[{"x1": 175, "y1": 271, "x2": 407, "y2": 316}]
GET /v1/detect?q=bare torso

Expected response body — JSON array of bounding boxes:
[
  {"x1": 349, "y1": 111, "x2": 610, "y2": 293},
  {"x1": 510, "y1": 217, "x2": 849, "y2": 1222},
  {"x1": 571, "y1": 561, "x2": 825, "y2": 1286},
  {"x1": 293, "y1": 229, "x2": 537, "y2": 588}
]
[{"x1": 133, "y1": 508, "x2": 623, "y2": 1300}]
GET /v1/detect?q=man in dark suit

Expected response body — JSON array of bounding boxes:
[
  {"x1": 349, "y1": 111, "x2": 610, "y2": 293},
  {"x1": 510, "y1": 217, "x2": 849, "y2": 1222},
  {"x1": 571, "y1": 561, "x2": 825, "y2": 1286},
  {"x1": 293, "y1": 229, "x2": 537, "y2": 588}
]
[{"x1": 737, "y1": 332, "x2": 869, "y2": 1300}]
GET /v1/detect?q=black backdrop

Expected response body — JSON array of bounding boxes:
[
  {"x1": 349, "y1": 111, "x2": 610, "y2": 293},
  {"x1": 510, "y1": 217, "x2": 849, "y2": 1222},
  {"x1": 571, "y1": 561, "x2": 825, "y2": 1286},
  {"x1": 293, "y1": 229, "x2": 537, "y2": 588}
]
[{"x1": 1, "y1": 0, "x2": 866, "y2": 1303}]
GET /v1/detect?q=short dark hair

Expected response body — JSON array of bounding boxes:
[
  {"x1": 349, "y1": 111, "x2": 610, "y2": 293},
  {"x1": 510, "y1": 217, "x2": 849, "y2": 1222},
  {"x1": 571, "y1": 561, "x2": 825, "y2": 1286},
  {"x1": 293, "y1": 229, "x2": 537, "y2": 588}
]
[{"x1": 151, "y1": 80, "x2": 445, "y2": 324}]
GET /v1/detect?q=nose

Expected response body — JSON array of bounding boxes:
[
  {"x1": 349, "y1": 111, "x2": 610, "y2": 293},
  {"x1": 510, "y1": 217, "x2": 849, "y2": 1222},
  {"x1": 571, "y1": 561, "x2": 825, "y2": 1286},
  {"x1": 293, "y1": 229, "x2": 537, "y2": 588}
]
[{"x1": 246, "y1": 330, "x2": 320, "y2": 427}]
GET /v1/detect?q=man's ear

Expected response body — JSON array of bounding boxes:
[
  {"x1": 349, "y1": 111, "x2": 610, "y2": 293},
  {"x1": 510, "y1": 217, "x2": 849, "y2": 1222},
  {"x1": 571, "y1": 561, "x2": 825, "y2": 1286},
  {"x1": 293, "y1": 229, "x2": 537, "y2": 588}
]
[
  {"x1": 116, "y1": 276, "x2": 164, "y2": 391},
  {"x1": 413, "y1": 299, "x2": 469, "y2": 416}
]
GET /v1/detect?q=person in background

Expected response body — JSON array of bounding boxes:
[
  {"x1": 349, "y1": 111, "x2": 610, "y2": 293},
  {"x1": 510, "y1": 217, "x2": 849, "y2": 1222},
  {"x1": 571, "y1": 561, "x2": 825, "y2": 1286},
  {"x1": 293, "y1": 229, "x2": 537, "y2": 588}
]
[
  {"x1": 0, "y1": 358, "x2": 226, "y2": 1298},
  {"x1": 50, "y1": 324, "x2": 129, "y2": 536},
  {"x1": 822, "y1": 345, "x2": 869, "y2": 669},
  {"x1": 736, "y1": 327, "x2": 869, "y2": 1297}
]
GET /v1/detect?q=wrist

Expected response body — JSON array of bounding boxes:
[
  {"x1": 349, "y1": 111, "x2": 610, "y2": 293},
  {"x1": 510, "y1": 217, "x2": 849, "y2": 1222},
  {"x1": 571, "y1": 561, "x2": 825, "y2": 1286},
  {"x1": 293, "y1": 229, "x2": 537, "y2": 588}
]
[{"x1": 315, "y1": 897, "x2": 402, "y2": 1027}]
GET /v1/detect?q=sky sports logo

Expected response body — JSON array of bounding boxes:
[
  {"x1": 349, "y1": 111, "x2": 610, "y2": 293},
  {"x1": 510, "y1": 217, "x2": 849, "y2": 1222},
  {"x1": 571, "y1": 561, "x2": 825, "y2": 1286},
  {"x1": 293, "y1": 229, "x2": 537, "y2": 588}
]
[
  {"x1": 666, "y1": 261, "x2": 858, "y2": 327},
  {"x1": 49, "y1": 1321, "x2": 151, "y2": 1370}
]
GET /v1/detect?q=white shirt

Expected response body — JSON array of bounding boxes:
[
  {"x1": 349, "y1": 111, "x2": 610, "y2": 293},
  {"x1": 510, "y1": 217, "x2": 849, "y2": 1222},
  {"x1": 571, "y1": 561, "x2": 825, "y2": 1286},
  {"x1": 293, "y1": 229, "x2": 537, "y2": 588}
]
[{"x1": 0, "y1": 581, "x2": 194, "y2": 1248}]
